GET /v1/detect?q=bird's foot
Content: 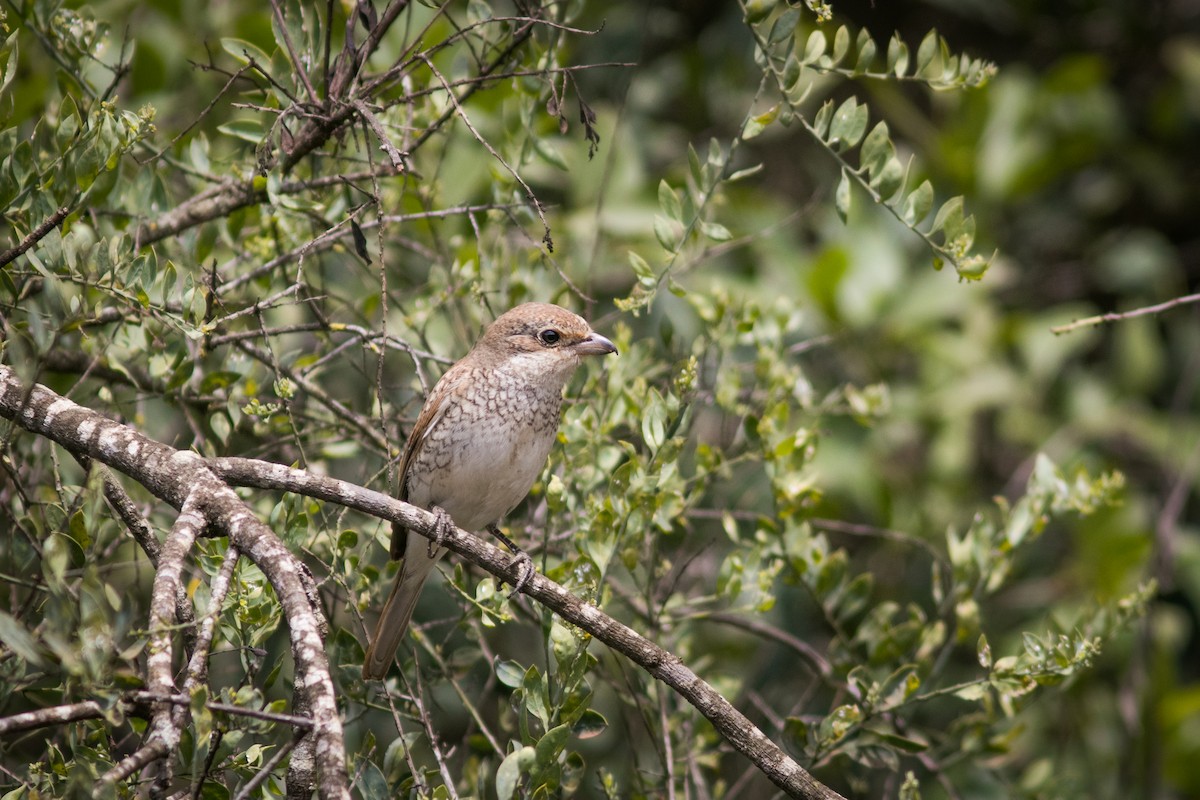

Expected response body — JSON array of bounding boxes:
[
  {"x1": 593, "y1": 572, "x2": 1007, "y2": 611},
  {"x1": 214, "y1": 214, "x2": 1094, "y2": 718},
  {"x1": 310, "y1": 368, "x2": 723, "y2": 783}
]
[
  {"x1": 508, "y1": 552, "x2": 535, "y2": 597},
  {"x1": 428, "y1": 506, "x2": 453, "y2": 557},
  {"x1": 486, "y1": 524, "x2": 536, "y2": 597}
]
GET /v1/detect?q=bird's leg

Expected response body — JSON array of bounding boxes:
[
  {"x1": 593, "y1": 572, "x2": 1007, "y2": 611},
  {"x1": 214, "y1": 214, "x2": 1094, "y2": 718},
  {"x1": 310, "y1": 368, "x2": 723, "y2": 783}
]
[
  {"x1": 486, "y1": 524, "x2": 535, "y2": 597},
  {"x1": 428, "y1": 505, "x2": 454, "y2": 557}
]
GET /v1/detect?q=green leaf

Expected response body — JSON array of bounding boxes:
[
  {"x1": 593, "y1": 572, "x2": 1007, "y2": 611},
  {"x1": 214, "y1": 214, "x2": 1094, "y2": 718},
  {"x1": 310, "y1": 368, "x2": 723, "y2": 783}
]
[
  {"x1": 728, "y1": 163, "x2": 764, "y2": 182},
  {"x1": 811, "y1": 99, "x2": 834, "y2": 140},
  {"x1": 221, "y1": 38, "x2": 273, "y2": 68},
  {"x1": 522, "y1": 665, "x2": 550, "y2": 727},
  {"x1": 875, "y1": 155, "x2": 907, "y2": 202},
  {"x1": 860, "y1": 121, "x2": 893, "y2": 178},
  {"x1": 708, "y1": 137, "x2": 724, "y2": 167},
  {"x1": 743, "y1": 105, "x2": 779, "y2": 139},
  {"x1": 827, "y1": 97, "x2": 868, "y2": 150},
  {"x1": 496, "y1": 746, "x2": 536, "y2": 800},
  {"x1": 654, "y1": 215, "x2": 681, "y2": 253},
  {"x1": 887, "y1": 33, "x2": 910, "y2": 77},
  {"x1": 768, "y1": 8, "x2": 800, "y2": 43},
  {"x1": 699, "y1": 220, "x2": 733, "y2": 242},
  {"x1": 532, "y1": 723, "x2": 571, "y2": 779},
  {"x1": 873, "y1": 730, "x2": 929, "y2": 753},
  {"x1": 200, "y1": 371, "x2": 243, "y2": 392},
  {"x1": 687, "y1": 143, "x2": 704, "y2": 187},
  {"x1": 0, "y1": 610, "x2": 46, "y2": 667},
  {"x1": 781, "y1": 55, "x2": 802, "y2": 90},
  {"x1": 658, "y1": 179, "x2": 682, "y2": 221},
  {"x1": 834, "y1": 168, "x2": 851, "y2": 223},
  {"x1": 0, "y1": 31, "x2": 19, "y2": 101},
  {"x1": 977, "y1": 634, "x2": 993, "y2": 668},
  {"x1": 915, "y1": 29, "x2": 940, "y2": 76},
  {"x1": 930, "y1": 196, "x2": 965, "y2": 238},
  {"x1": 496, "y1": 659, "x2": 524, "y2": 688},
  {"x1": 802, "y1": 30, "x2": 827, "y2": 65},
  {"x1": 628, "y1": 250, "x2": 655, "y2": 284},
  {"x1": 68, "y1": 510, "x2": 91, "y2": 551},
  {"x1": 533, "y1": 136, "x2": 568, "y2": 170},
  {"x1": 217, "y1": 119, "x2": 266, "y2": 144},
  {"x1": 744, "y1": 0, "x2": 779, "y2": 24},
  {"x1": 901, "y1": 179, "x2": 933, "y2": 224},
  {"x1": 572, "y1": 708, "x2": 608, "y2": 739},
  {"x1": 831, "y1": 25, "x2": 850, "y2": 65},
  {"x1": 954, "y1": 683, "x2": 988, "y2": 701},
  {"x1": 641, "y1": 389, "x2": 668, "y2": 451},
  {"x1": 854, "y1": 29, "x2": 877, "y2": 72}
]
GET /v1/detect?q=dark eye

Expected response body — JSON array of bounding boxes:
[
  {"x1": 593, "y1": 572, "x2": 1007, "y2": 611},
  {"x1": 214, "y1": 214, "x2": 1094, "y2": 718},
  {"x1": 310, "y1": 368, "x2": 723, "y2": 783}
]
[{"x1": 537, "y1": 328, "x2": 561, "y2": 346}]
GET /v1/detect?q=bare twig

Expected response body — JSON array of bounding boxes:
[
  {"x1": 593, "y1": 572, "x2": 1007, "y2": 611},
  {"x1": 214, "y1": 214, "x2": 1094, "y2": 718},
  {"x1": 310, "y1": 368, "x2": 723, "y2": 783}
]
[
  {"x1": 352, "y1": 99, "x2": 407, "y2": 171},
  {"x1": 0, "y1": 206, "x2": 70, "y2": 268},
  {"x1": 417, "y1": 53, "x2": 553, "y2": 250},
  {"x1": 0, "y1": 693, "x2": 316, "y2": 736},
  {"x1": 269, "y1": 0, "x2": 320, "y2": 105},
  {"x1": 0, "y1": 700, "x2": 108, "y2": 735},
  {"x1": 233, "y1": 729, "x2": 308, "y2": 800},
  {"x1": 1051, "y1": 292, "x2": 1200, "y2": 334}
]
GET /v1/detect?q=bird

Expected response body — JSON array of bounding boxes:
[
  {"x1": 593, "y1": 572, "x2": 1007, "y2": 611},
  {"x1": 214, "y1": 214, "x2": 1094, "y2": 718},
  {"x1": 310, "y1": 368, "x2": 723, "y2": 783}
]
[{"x1": 363, "y1": 302, "x2": 617, "y2": 679}]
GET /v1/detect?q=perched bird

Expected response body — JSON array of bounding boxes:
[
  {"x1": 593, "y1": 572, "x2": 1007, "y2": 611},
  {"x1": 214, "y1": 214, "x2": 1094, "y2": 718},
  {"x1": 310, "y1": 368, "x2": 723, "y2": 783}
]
[{"x1": 363, "y1": 302, "x2": 617, "y2": 679}]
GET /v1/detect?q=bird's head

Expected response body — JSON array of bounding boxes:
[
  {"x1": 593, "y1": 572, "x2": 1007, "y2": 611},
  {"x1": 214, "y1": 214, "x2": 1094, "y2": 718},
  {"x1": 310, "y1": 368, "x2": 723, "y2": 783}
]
[{"x1": 477, "y1": 302, "x2": 617, "y2": 380}]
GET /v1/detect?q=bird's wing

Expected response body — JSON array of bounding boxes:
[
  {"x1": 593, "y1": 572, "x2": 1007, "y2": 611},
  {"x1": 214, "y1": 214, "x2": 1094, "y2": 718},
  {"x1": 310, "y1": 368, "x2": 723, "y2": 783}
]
[{"x1": 389, "y1": 363, "x2": 475, "y2": 558}]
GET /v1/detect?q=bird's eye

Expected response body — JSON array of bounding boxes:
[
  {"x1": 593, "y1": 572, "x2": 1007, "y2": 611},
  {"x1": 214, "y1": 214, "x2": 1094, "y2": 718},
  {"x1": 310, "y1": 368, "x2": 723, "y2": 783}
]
[{"x1": 537, "y1": 328, "x2": 561, "y2": 346}]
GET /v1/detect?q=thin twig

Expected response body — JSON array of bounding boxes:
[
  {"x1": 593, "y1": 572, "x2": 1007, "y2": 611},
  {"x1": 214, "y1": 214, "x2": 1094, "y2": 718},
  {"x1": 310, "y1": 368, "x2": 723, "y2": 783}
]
[
  {"x1": 0, "y1": 206, "x2": 70, "y2": 268},
  {"x1": 232, "y1": 729, "x2": 308, "y2": 800},
  {"x1": 417, "y1": 53, "x2": 553, "y2": 250},
  {"x1": 269, "y1": 0, "x2": 320, "y2": 104},
  {"x1": 1051, "y1": 292, "x2": 1200, "y2": 334}
]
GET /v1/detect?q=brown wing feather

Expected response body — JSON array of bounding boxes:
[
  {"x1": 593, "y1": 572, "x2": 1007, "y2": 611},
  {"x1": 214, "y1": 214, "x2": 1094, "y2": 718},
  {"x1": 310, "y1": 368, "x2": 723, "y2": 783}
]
[{"x1": 389, "y1": 363, "x2": 471, "y2": 558}]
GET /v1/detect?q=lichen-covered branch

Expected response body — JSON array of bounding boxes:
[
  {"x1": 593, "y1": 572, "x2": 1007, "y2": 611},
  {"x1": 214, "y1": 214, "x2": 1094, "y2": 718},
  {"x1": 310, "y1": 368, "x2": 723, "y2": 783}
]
[{"x1": 0, "y1": 366, "x2": 347, "y2": 800}]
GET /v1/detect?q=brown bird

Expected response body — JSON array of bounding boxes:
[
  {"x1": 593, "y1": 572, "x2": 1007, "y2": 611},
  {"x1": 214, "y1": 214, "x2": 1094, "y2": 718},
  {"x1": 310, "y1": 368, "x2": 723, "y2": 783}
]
[{"x1": 363, "y1": 302, "x2": 617, "y2": 679}]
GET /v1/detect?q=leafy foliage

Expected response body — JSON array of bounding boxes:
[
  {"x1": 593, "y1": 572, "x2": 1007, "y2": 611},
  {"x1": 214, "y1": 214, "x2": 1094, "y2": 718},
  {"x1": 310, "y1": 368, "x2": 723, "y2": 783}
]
[
  {"x1": 0, "y1": 0, "x2": 1192, "y2": 798},
  {"x1": 744, "y1": 9, "x2": 996, "y2": 279}
]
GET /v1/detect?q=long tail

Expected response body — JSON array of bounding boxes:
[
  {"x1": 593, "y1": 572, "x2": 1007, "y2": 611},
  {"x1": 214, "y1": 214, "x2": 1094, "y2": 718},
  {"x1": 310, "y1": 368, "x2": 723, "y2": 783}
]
[{"x1": 362, "y1": 538, "x2": 440, "y2": 679}]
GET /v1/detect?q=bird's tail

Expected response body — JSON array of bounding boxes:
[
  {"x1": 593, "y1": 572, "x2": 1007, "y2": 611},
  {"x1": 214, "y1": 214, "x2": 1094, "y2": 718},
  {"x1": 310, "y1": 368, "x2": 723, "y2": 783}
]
[{"x1": 362, "y1": 551, "x2": 438, "y2": 679}]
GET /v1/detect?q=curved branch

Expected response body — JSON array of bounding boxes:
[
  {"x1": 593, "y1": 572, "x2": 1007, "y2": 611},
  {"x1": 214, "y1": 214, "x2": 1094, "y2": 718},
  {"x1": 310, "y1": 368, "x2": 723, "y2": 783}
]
[
  {"x1": 211, "y1": 457, "x2": 848, "y2": 800},
  {"x1": 131, "y1": 490, "x2": 205, "y2": 795},
  {"x1": 0, "y1": 366, "x2": 348, "y2": 800}
]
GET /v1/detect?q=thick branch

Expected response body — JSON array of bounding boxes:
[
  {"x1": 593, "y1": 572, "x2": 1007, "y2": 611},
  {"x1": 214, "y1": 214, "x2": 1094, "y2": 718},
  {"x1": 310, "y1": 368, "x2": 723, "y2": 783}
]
[
  {"x1": 130, "y1": 491, "x2": 205, "y2": 795},
  {"x1": 211, "y1": 457, "x2": 847, "y2": 800}
]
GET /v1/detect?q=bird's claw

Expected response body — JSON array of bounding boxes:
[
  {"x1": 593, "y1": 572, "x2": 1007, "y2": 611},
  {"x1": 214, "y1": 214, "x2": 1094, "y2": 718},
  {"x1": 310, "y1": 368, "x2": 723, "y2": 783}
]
[
  {"x1": 507, "y1": 552, "x2": 535, "y2": 598},
  {"x1": 485, "y1": 524, "x2": 535, "y2": 597},
  {"x1": 428, "y1": 506, "x2": 453, "y2": 558}
]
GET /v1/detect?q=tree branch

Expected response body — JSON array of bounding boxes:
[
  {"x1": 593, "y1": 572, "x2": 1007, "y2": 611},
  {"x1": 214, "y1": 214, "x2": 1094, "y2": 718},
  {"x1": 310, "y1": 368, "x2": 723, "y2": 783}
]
[
  {"x1": 0, "y1": 366, "x2": 348, "y2": 800},
  {"x1": 1051, "y1": 291, "x2": 1200, "y2": 334},
  {"x1": 0, "y1": 206, "x2": 70, "y2": 268}
]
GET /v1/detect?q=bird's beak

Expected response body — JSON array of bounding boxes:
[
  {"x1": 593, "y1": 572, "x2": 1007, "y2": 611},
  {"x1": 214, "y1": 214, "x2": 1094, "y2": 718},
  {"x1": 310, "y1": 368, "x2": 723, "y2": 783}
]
[{"x1": 575, "y1": 331, "x2": 618, "y2": 356}]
